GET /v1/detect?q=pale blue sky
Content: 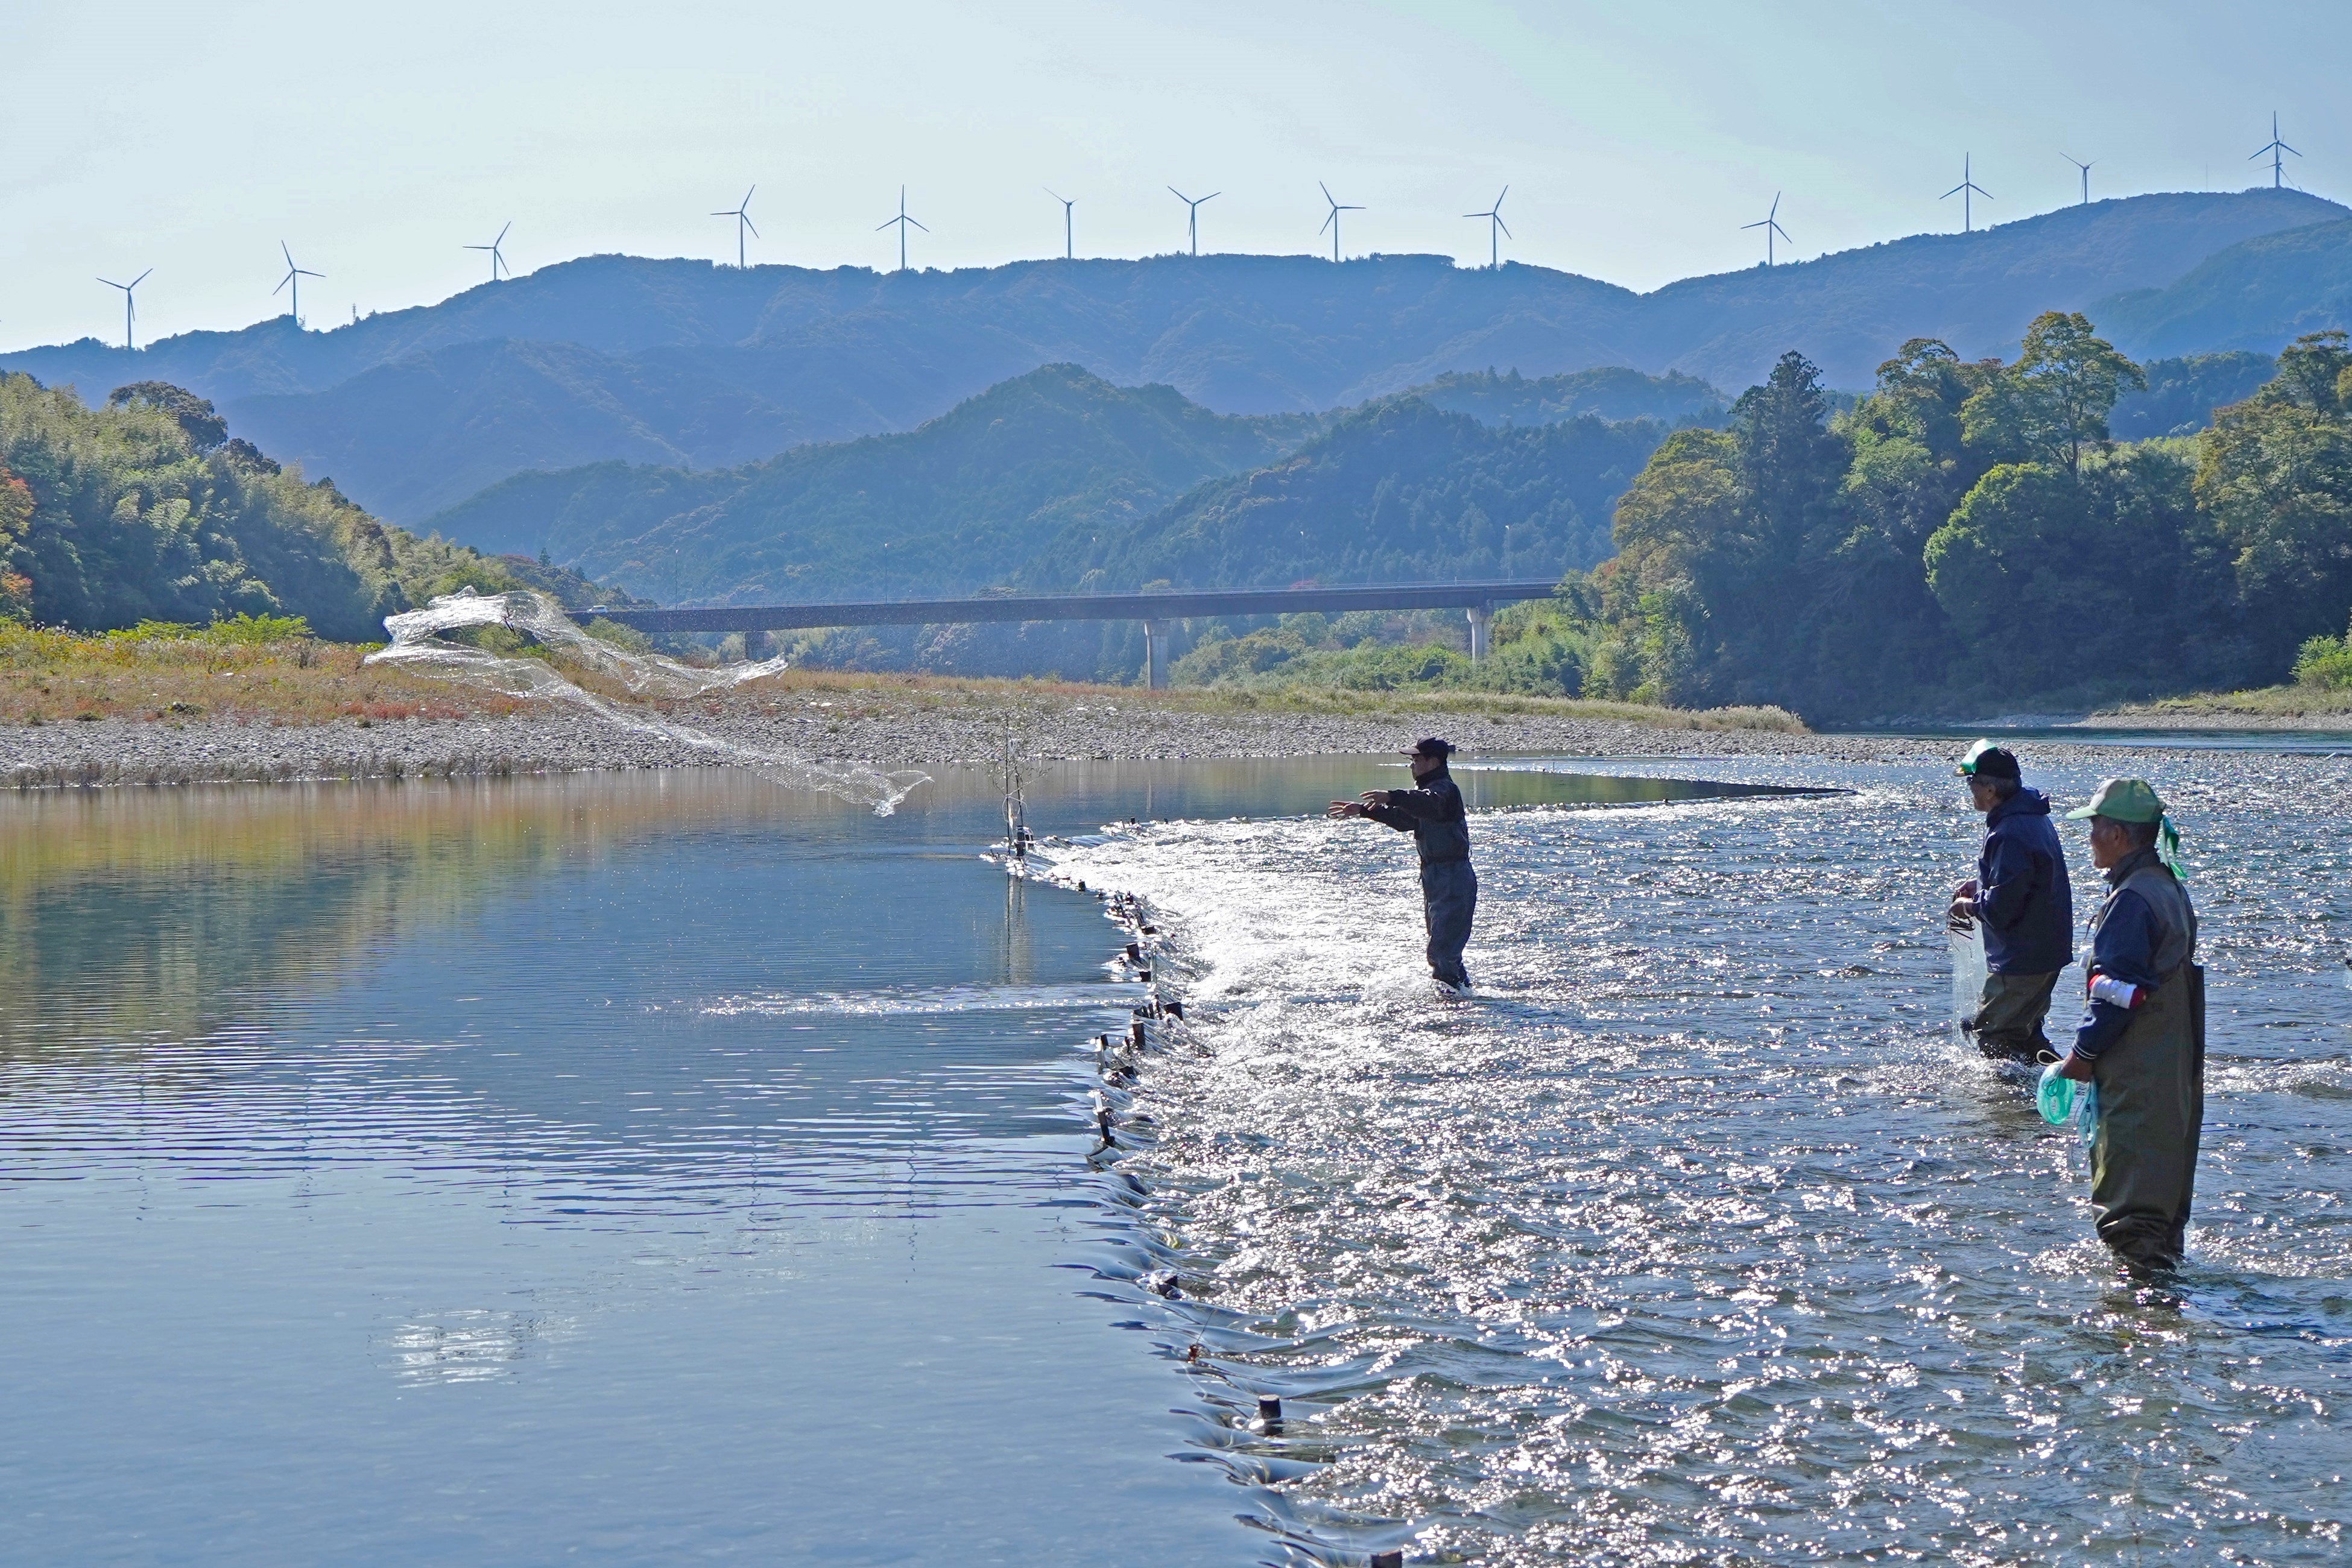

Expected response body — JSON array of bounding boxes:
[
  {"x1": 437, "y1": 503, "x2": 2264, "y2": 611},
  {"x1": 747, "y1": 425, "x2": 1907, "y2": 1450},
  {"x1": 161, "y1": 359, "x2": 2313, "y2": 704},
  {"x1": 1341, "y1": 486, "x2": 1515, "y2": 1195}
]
[{"x1": 4, "y1": 1, "x2": 2344, "y2": 352}]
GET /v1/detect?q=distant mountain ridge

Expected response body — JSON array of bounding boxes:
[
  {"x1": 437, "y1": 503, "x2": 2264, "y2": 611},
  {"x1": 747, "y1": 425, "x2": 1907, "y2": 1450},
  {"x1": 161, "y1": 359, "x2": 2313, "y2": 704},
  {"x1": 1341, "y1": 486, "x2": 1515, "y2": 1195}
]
[
  {"x1": 3, "y1": 188, "x2": 2341, "y2": 523},
  {"x1": 422, "y1": 364, "x2": 1690, "y2": 609}
]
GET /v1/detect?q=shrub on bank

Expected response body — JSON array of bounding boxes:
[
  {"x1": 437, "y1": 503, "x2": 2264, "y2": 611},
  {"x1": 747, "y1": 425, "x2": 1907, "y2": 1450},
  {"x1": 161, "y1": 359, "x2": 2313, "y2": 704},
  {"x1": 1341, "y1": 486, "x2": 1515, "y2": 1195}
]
[{"x1": 2293, "y1": 619, "x2": 2352, "y2": 690}]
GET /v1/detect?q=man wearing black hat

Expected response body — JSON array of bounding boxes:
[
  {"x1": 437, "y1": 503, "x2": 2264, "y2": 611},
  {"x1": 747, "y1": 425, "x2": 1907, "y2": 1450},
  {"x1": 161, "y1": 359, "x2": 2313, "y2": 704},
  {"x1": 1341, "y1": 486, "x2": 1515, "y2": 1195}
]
[
  {"x1": 1947, "y1": 740, "x2": 2073, "y2": 1061},
  {"x1": 1327, "y1": 738, "x2": 1476, "y2": 991}
]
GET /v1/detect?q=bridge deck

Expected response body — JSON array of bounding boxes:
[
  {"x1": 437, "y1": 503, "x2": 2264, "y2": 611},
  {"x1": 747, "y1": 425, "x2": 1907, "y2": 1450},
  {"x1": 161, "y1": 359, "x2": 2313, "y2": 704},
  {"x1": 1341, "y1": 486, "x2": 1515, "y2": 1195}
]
[{"x1": 587, "y1": 580, "x2": 1566, "y2": 634}]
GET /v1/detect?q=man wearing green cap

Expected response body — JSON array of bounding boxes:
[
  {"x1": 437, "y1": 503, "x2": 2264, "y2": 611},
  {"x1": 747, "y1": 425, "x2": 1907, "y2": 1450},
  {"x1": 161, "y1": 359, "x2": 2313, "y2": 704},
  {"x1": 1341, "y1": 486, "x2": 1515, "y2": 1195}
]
[
  {"x1": 1947, "y1": 741, "x2": 2073, "y2": 1061},
  {"x1": 2055, "y1": 778, "x2": 2204, "y2": 1273}
]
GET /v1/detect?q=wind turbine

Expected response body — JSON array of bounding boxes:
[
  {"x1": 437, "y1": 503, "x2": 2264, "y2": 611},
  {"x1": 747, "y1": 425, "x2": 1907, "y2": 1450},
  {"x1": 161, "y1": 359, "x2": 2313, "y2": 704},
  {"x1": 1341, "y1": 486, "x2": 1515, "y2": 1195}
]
[
  {"x1": 98, "y1": 270, "x2": 151, "y2": 350},
  {"x1": 465, "y1": 222, "x2": 512, "y2": 282},
  {"x1": 2062, "y1": 154, "x2": 2094, "y2": 206},
  {"x1": 1045, "y1": 188, "x2": 1074, "y2": 259},
  {"x1": 1464, "y1": 187, "x2": 1510, "y2": 268},
  {"x1": 1167, "y1": 187, "x2": 1218, "y2": 256},
  {"x1": 274, "y1": 242, "x2": 323, "y2": 326},
  {"x1": 1941, "y1": 154, "x2": 1992, "y2": 233},
  {"x1": 877, "y1": 186, "x2": 927, "y2": 271},
  {"x1": 2249, "y1": 113, "x2": 2301, "y2": 189},
  {"x1": 1317, "y1": 181, "x2": 1364, "y2": 262},
  {"x1": 1741, "y1": 192, "x2": 1791, "y2": 265},
  {"x1": 712, "y1": 186, "x2": 757, "y2": 268}
]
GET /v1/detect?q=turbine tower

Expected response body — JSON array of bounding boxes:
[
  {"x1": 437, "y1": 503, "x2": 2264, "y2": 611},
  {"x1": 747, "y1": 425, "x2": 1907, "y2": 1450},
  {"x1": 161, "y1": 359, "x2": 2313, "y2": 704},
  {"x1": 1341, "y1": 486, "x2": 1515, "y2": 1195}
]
[
  {"x1": 877, "y1": 186, "x2": 927, "y2": 271},
  {"x1": 1045, "y1": 188, "x2": 1074, "y2": 259},
  {"x1": 1941, "y1": 154, "x2": 1992, "y2": 233},
  {"x1": 466, "y1": 222, "x2": 512, "y2": 282},
  {"x1": 1317, "y1": 181, "x2": 1364, "y2": 262},
  {"x1": 98, "y1": 270, "x2": 151, "y2": 351},
  {"x1": 2063, "y1": 154, "x2": 2094, "y2": 206},
  {"x1": 274, "y1": 242, "x2": 323, "y2": 326},
  {"x1": 712, "y1": 186, "x2": 757, "y2": 268},
  {"x1": 1464, "y1": 187, "x2": 1510, "y2": 269},
  {"x1": 1741, "y1": 192, "x2": 1791, "y2": 266},
  {"x1": 1167, "y1": 187, "x2": 1219, "y2": 256},
  {"x1": 2249, "y1": 113, "x2": 2301, "y2": 189}
]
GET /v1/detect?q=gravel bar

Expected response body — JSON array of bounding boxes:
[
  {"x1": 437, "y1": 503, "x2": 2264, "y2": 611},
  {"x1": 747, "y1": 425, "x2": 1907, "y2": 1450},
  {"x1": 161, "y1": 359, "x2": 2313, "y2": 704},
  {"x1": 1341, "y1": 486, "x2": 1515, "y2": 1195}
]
[{"x1": 0, "y1": 694, "x2": 2278, "y2": 789}]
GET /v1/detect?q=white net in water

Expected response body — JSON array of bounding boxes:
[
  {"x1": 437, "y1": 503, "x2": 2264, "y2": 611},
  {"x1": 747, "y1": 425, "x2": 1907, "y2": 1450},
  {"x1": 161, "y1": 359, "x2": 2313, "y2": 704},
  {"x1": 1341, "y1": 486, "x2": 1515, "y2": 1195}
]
[
  {"x1": 1949, "y1": 917, "x2": 1987, "y2": 1042},
  {"x1": 364, "y1": 589, "x2": 928, "y2": 815}
]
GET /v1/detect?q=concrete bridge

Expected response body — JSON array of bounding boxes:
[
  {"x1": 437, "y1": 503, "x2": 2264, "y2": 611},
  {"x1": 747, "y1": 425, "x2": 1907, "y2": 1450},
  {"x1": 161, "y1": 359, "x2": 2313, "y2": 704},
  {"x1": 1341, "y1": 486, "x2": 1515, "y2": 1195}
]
[{"x1": 587, "y1": 580, "x2": 1567, "y2": 687}]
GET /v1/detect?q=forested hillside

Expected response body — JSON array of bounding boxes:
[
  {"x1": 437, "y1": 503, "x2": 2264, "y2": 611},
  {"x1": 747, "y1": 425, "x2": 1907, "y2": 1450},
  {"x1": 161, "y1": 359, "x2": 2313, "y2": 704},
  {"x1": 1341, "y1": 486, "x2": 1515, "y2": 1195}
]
[
  {"x1": 1411, "y1": 367, "x2": 1725, "y2": 428},
  {"x1": 1577, "y1": 319, "x2": 2352, "y2": 717},
  {"x1": 1064, "y1": 398, "x2": 1658, "y2": 592},
  {"x1": 5, "y1": 189, "x2": 2336, "y2": 524},
  {"x1": 0, "y1": 374, "x2": 587, "y2": 639},
  {"x1": 2094, "y1": 217, "x2": 2352, "y2": 359},
  {"x1": 430, "y1": 365, "x2": 1326, "y2": 605}
]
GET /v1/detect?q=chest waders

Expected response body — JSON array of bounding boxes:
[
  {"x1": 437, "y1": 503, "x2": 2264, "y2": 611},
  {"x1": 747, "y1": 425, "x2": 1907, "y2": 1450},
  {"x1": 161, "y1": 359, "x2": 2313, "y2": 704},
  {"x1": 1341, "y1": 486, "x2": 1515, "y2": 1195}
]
[{"x1": 2087, "y1": 865, "x2": 2205, "y2": 1272}]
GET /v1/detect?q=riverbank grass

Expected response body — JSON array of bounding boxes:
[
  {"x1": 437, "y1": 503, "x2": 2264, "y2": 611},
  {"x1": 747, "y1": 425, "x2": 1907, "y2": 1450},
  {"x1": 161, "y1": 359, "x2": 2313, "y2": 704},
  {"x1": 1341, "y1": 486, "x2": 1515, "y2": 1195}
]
[{"x1": 1, "y1": 622, "x2": 1801, "y2": 735}]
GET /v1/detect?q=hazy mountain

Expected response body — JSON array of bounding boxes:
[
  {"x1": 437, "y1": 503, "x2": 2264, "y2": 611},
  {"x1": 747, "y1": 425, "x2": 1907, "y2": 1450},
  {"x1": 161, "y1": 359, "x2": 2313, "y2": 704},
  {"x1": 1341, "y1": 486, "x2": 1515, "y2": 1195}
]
[
  {"x1": 1411, "y1": 365, "x2": 1726, "y2": 428},
  {"x1": 429, "y1": 364, "x2": 1323, "y2": 606},
  {"x1": 5, "y1": 188, "x2": 2338, "y2": 524},
  {"x1": 1066, "y1": 397, "x2": 1661, "y2": 594},
  {"x1": 2093, "y1": 217, "x2": 2352, "y2": 359}
]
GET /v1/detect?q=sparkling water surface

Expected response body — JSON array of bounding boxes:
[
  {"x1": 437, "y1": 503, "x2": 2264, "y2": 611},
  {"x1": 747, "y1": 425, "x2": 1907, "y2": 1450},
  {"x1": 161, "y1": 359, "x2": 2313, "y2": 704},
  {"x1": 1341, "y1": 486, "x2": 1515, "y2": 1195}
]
[
  {"x1": 5, "y1": 751, "x2": 2348, "y2": 1566},
  {"x1": 1046, "y1": 748, "x2": 2352, "y2": 1566}
]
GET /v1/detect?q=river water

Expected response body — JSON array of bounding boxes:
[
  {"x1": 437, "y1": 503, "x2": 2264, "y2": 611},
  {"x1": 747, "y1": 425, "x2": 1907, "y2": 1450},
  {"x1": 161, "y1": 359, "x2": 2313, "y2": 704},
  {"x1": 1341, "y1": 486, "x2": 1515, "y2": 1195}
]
[{"x1": 4, "y1": 750, "x2": 2348, "y2": 1564}]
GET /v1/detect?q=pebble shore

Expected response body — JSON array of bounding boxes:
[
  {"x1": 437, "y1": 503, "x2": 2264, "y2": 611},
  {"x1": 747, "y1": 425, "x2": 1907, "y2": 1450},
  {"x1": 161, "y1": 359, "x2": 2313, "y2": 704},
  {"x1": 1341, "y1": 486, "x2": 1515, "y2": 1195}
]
[{"x1": 0, "y1": 685, "x2": 2268, "y2": 789}]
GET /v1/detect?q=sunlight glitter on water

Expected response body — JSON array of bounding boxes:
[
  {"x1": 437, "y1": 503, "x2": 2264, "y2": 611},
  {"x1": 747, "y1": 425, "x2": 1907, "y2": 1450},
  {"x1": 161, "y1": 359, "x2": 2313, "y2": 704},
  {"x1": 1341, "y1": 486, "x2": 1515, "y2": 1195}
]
[{"x1": 1049, "y1": 755, "x2": 2352, "y2": 1566}]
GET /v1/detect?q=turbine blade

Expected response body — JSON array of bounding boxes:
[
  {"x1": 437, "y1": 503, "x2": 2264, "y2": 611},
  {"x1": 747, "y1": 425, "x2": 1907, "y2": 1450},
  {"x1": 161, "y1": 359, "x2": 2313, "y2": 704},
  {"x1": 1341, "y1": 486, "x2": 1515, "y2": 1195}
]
[
  {"x1": 275, "y1": 276, "x2": 291, "y2": 295},
  {"x1": 282, "y1": 240, "x2": 295, "y2": 266},
  {"x1": 496, "y1": 221, "x2": 511, "y2": 244},
  {"x1": 1495, "y1": 217, "x2": 1511, "y2": 238},
  {"x1": 1168, "y1": 186, "x2": 1187, "y2": 201},
  {"x1": 1045, "y1": 187, "x2": 1063, "y2": 202},
  {"x1": 133, "y1": 269, "x2": 151, "y2": 286},
  {"x1": 1320, "y1": 180, "x2": 1335, "y2": 204},
  {"x1": 1320, "y1": 210, "x2": 1336, "y2": 235},
  {"x1": 743, "y1": 186, "x2": 756, "y2": 206},
  {"x1": 1942, "y1": 184, "x2": 1964, "y2": 198},
  {"x1": 908, "y1": 216, "x2": 928, "y2": 231},
  {"x1": 877, "y1": 217, "x2": 896, "y2": 231},
  {"x1": 1494, "y1": 187, "x2": 1508, "y2": 208},
  {"x1": 1203, "y1": 192, "x2": 1220, "y2": 203},
  {"x1": 743, "y1": 217, "x2": 759, "y2": 238}
]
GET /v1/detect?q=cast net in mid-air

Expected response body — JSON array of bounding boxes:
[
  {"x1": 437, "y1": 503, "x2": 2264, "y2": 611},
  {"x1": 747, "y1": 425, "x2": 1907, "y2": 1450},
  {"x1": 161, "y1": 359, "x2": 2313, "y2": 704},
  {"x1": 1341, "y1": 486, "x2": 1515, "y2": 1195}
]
[{"x1": 364, "y1": 589, "x2": 928, "y2": 815}]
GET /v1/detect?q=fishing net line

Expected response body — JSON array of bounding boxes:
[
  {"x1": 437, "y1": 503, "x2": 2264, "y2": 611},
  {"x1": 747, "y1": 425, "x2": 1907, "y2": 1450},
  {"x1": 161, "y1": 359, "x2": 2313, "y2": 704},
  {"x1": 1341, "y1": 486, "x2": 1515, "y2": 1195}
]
[{"x1": 364, "y1": 589, "x2": 928, "y2": 815}]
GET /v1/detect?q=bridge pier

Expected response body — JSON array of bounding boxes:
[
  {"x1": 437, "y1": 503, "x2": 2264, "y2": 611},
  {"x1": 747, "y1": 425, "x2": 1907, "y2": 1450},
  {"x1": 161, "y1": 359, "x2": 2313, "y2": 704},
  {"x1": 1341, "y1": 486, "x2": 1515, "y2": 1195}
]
[
  {"x1": 1466, "y1": 604, "x2": 1491, "y2": 664},
  {"x1": 1142, "y1": 619, "x2": 1170, "y2": 689}
]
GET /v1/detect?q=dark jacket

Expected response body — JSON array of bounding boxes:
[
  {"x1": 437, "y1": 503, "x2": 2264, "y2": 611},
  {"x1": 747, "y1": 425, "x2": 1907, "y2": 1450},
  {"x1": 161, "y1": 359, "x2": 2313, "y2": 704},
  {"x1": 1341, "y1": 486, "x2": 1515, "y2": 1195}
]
[
  {"x1": 1365, "y1": 768, "x2": 1471, "y2": 865},
  {"x1": 2072, "y1": 847, "x2": 2198, "y2": 1060},
  {"x1": 1972, "y1": 786, "x2": 2073, "y2": 975}
]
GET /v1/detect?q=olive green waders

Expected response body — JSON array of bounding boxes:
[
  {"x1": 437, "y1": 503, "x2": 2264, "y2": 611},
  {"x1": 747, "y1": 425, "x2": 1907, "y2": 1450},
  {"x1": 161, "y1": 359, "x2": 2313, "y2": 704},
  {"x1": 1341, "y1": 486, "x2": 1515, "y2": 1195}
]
[
  {"x1": 1970, "y1": 969, "x2": 2060, "y2": 1061},
  {"x1": 2088, "y1": 962, "x2": 2206, "y2": 1271}
]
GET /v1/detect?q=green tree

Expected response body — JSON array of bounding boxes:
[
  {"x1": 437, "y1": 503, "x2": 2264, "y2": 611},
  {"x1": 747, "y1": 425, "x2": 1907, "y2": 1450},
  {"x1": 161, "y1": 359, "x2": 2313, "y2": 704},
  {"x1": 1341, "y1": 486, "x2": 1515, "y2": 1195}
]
[
  {"x1": 1963, "y1": 311, "x2": 2144, "y2": 475},
  {"x1": 2195, "y1": 338, "x2": 2352, "y2": 662}
]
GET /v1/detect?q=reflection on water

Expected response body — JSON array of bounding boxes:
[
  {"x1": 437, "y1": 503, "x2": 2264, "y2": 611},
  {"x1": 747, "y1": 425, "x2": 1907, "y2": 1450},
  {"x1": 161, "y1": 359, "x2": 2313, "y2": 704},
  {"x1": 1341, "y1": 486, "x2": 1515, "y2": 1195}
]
[
  {"x1": 0, "y1": 769, "x2": 1259, "y2": 1566},
  {"x1": 1049, "y1": 748, "x2": 2352, "y2": 1566},
  {"x1": 9, "y1": 751, "x2": 2348, "y2": 1566}
]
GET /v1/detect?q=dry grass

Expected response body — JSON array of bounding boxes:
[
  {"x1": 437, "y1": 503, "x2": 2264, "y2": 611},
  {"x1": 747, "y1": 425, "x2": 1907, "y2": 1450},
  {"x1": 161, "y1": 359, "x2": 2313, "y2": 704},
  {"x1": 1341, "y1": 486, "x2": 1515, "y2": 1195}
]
[
  {"x1": 0, "y1": 624, "x2": 521, "y2": 726},
  {"x1": 0, "y1": 624, "x2": 1806, "y2": 736},
  {"x1": 2095, "y1": 683, "x2": 2352, "y2": 724}
]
